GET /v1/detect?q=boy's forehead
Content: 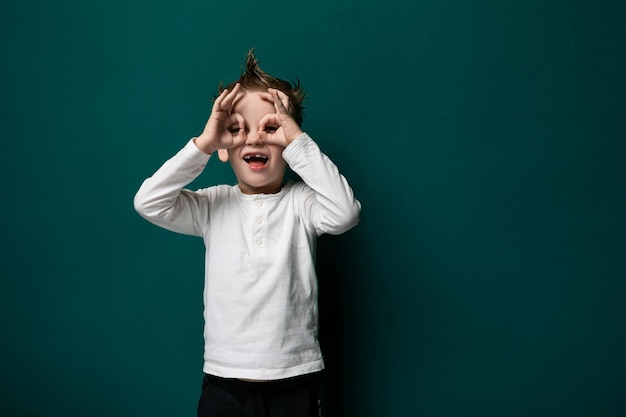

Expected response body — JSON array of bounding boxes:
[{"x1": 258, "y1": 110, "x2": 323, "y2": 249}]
[{"x1": 233, "y1": 90, "x2": 274, "y2": 114}]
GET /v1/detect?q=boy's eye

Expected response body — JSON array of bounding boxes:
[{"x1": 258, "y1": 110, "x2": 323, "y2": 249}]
[
  {"x1": 264, "y1": 126, "x2": 278, "y2": 133},
  {"x1": 228, "y1": 127, "x2": 242, "y2": 134}
]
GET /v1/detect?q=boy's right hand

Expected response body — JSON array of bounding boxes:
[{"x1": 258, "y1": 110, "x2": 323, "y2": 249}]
[{"x1": 194, "y1": 83, "x2": 245, "y2": 155}]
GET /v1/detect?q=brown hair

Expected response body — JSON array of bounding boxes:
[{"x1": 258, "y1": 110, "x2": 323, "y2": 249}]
[{"x1": 219, "y1": 49, "x2": 306, "y2": 125}]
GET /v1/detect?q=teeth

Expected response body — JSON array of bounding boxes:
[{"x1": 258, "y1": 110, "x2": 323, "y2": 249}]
[{"x1": 244, "y1": 154, "x2": 268, "y2": 160}]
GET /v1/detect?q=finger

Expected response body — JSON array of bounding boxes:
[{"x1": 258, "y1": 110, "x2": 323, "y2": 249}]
[
  {"x1": 268, "y1": 88, "x2": 290, "y2": 113},
  {"x1": 258, "y1": 113, "x2": 281, "y2": 132},
  {"x1": 225, "y1": 112, "x2": 243, "y2": 127},
  {"x1": 259, "y1": 89, "x2": 289, "y2": 114},
  {"x1": 226, "y1": 113, "x2": 247, "y2": 140},
  {"x1": 274, "y1": 89, "x2": 291, "y2": 112},
  {"x1": 220, "y1": 83, "x2": 241, "y2": 112},
  {"x1": 212, "y1": 88, "x2": 230, "y2": 111},
  {"x1": 258, "y1": 114, "x2": 287, "y2": 146},
  {"x1": 232, "y1": 89, "x2": 245, "y2": 109},
  {"x1": 258, "y1": 92, "x2": 273, "y2": 101}
]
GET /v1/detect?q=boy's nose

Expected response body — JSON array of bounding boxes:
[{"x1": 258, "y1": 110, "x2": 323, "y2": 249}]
[{"x1": 245, "y1": 130, "x2": 263, "y2": 145}]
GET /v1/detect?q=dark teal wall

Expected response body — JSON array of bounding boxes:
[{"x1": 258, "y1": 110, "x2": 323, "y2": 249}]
[{"x1": 2, "y1": 0, "x2": 625, "y2": 416}]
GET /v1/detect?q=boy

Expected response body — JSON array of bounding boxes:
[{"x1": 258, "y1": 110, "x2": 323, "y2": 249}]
[{"x1": 134, "y1": 50, "x2": 360, "y2": 417}]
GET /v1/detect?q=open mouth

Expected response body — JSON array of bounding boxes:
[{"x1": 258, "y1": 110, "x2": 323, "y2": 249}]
[{"x1": 243, "y1": 154, "x2": 269, "y2": 169}]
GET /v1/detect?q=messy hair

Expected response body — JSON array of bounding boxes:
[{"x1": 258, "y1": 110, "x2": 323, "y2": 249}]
[{"x1": 219, "y1": 49, "x2": 306, "y2": 125}]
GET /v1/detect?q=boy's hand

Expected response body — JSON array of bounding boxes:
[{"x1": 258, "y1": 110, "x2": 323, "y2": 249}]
[
  {"x1": 194, "y1": 83, "x2": 246, "y2": 154},
  {"x1": 258, "y1": 88, "x2": 303, "y2": 147}
]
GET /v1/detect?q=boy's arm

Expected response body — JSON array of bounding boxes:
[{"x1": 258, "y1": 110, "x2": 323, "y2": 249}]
[
  {"x1": 284, "y1": 133, "x2": 361, "y2": 235},
  {"x1": 259, "y1": 88, "x2": 360, "y2": 235},
  {"x1": 133, "y1": 140, "x2": 212, "y2": 236},
  {"x1": 135, "y1": 84, "x2": 247, "y2": 235}
]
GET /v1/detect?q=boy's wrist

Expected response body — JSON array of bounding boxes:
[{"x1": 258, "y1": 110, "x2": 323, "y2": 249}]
[
  {"x1": 285, "y1": 130, "x2": 305, "y2": 146},
  {"x1": 286, "y1": 130, "x2": 304, "y2": 145},
  {"x1": 193, "y1": 136, "x2": 217, "y2": 155}
]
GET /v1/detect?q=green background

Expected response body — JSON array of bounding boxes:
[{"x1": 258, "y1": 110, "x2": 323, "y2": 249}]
[{"x1": 2, "y1": 0, "x2": 625, "y2": 416}]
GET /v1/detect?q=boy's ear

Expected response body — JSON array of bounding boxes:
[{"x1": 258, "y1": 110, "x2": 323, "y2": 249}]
[{"x1": 217, "y1": 149, "x2": 229, "y2": 162}]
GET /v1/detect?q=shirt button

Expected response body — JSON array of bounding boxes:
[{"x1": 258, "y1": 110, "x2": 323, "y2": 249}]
[
  {"x1": 255, "y1": 216, "x2": 263, "y2": 224},
  {"x1": 254, "y1": 200, "x2": 263, "y2": 207},
  {"x1": 254, "y1": 237, "x2": 262, "y2": 245}
]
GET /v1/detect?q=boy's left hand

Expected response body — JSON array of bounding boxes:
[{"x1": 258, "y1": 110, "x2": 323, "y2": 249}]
[{"x1": 258, "y1": 89, "x2": 303, "y2": 146}]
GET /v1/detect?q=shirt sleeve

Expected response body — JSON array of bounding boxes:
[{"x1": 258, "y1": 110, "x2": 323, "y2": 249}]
[
  {"x1": 283, "y1": 133, "x2": 361, "y2": 236},
  {"x1": 133, "y1": 139, "x2": 212, "y2": 237}
]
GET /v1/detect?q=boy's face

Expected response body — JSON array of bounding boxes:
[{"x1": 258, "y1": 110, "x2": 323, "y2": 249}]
[{"x1": 218, "y1": 90, "x2": 287, "y2": 194}]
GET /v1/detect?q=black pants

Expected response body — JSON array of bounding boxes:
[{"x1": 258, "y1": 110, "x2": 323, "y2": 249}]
[{"x1": 197, "y1": 372, "x2": 323, "y2": 417}]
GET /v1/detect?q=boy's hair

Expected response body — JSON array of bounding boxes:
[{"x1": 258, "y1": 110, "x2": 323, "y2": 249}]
[{"x1": 219, "y1": 49, "x2": 306, "y2": 125}]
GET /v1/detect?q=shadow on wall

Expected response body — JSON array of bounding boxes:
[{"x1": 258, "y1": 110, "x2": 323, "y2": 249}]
[{"x1": 317, "y1": 234, "x2": 349, "y2": 417}]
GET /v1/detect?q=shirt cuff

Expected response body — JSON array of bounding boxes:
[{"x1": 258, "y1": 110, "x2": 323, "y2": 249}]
[
  {"x1": 183, "y1": 138, "x2": 213, "y2": 163},
  {"x1": 283, "y1": 132, "x2": 312, "y2": 160}
]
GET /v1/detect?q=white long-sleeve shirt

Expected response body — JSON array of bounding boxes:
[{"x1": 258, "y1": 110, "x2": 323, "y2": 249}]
[{"x1": 134, "y1": 133, "x2": 360, "y2": 380}]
